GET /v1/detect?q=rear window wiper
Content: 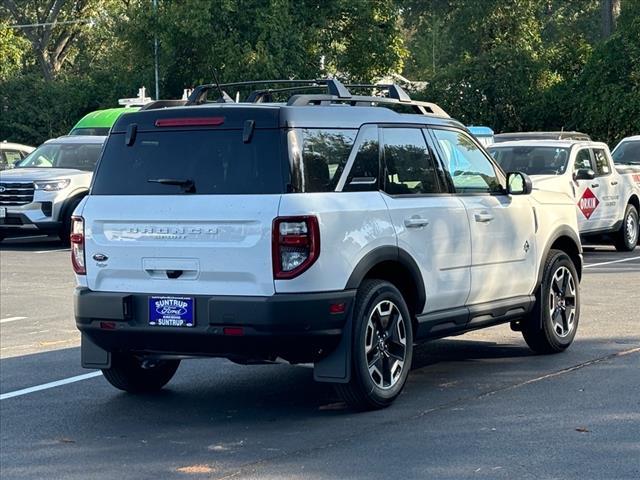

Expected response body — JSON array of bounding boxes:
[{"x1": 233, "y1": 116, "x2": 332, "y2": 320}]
[{"x1": 147, "y1": 178, "x2": 196, "y2": 193}]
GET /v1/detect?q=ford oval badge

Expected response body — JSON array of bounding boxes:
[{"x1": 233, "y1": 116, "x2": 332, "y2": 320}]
[{"x1": 93, "y1": 253, "x2": 108, "y2": 262}]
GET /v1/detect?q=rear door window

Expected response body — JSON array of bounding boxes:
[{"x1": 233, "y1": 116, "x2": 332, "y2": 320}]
[
  {"x1": 92, "y1": 129, "x2": 285, "y2": 195},
  {"x1": 381, "y1": 128, "x2": 443, "y2": 195}
]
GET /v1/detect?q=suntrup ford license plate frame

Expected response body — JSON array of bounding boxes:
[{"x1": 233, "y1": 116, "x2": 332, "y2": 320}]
[{"x1": 148, "y1": 296, "x2": 195, "y2": 327}]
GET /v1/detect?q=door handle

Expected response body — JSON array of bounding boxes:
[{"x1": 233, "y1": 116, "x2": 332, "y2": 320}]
[
  {"x1": 474, "y1": 213, "x2": 494, "y2": 223},
  {"x1": 591, "y1": 183, "x2": 600, "y2": 188},
  {"x1": 404, "y1": 217, "x2": 429, "y2": 228},
  {"x1": 611, "y1": 181, "x2": 618, "y2": 186}
]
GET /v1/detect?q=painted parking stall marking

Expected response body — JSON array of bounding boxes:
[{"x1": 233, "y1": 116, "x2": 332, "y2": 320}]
[
  {"x1": 0, "y1": 316, "x2": 27, "y2": 324},
  {"x1": 584, "y1": 255, "x2": 640, "y2": 268},
  {"x1": 0, "y1": 372, "x2": 102, "y2": 401}
]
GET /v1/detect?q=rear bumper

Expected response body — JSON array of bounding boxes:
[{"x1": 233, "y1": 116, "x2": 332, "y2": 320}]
[{"x1": 75, "y1": 287, "x2": 355, "y2": 363}]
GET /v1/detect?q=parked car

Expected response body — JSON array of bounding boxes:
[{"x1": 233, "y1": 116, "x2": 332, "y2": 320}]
[
  {"x1": 0, "y1": 141, "x2": 35, "y2": 170},
  {"x1": 73, "y1": 79, "x2": 583, "y2": 410},
  {"x1": 467, "y1": 126, "x2": 494, "y2": 146},
  {"x1": 489, "y1": 140, "x2": 640, "y2": 251},
  {"x1": 612, "y1": 135, "x2": 640, "y2": 169},
  {"x1": 493, "y1": 131, "x2": 591, "y2": 143},
  {"x1": 0, "y1": 135, "x2": 105, "y2": 243}
]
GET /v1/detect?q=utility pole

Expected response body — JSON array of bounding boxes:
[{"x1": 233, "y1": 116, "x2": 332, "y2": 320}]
[
  {"x1": 601, "y1": 0, "x2": 621, "y2": 38},
  {"x1": 153, "y1": 0, "x2": 159, "y2": 100}
]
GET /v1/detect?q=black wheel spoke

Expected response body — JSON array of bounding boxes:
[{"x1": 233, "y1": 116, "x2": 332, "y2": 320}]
[
  {"x1": 367, "y1": 349, "x2": 380, "y2": 369},
  {"x1": 382, "y1": 356, "x2": 392, "y2": 387},
  {"x1": 387, "y1": 341, "x2": 405, "y2": 361},
  {"x1": 561, "y1": 272, "x2": 570, "y2": 294}
]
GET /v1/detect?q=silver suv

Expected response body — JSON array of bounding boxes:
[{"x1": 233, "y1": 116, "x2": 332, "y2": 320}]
[{"x1": 0, "y1": 135, "x2": 105, "y2": 243}]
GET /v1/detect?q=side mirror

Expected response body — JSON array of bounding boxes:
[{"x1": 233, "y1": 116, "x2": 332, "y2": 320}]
[
  {"x1": 507, "y1": 171, "x2": 533, "y2": 195},
  {"x1": 574, "y1": 168, "x2": 596, "y2": 180}
]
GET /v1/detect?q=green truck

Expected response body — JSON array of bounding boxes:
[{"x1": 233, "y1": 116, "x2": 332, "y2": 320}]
[
  {"x1": 69, "y1": 87, "x2": 157, "y2": 136},
  {"x1": 69, "y1": 107, "x2": 140, "y2": 136}
]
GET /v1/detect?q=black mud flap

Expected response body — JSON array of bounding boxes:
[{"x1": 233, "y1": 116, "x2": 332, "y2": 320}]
[
  {"x1": 313, "y1": 315, "x2": 352, "y2": 383},
  {"x1": 81, "y1": 333, "x2": 111, "y2": 369}
]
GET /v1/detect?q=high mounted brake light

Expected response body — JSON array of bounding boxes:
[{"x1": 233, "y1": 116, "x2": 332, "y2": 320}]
[
  {"x1": 272, "y1": 216, "x2": 320, "y2": 279},
  {"x1": 70, "y1": 216, "x2": 86, "y2": 275},
  {"x1": 154, "y1": 117, "x2": 225, "y2": 127}
]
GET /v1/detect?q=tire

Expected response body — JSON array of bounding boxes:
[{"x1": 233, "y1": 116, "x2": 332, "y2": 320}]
[
  {"x1": 335, "y1": 279, "x2": 414, "y2": 410},
  {"x1": 102, "y1": 353, "x2": 180, "y2": 393},
  {"x1": 58, "y1": 197, "x2": 83, "y2": 246},
  {"x1": 614, "y1": 204, "x2": 639, "y2": 252},
  {"x1": 522, "y1": 249, "x2": 580, "y2": 354}
]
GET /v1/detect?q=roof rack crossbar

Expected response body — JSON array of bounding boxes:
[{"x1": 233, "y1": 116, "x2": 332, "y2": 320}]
[
  {"x1": 345, "y1": 84, "x2": 412, "y2": 102},
  {"x1": 286, "y1": 94, "x2": 449, "y2": 118},
  {"x1": 246, "y1": 85, "x2": 328, "y2": 103},
  {"x1": 187, "y1": 78, "x2": 351, "y2": 105}
]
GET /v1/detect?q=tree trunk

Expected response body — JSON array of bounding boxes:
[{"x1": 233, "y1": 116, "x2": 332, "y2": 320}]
[{"x1": 601, "y1": 0, "x2": 621, "y2": 38}]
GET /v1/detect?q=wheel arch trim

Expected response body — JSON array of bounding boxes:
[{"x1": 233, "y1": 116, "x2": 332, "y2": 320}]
[
  {"x1": 345, "y1": 246, "x2": 426, "y2": 314},
  {"x1": 538, "y1": 226, "x2": 583, "y2": 286}
]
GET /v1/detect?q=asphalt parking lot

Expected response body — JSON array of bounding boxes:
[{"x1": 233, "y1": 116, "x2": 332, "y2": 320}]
[{"x1": 0, "y1": 236, "x2": 638, "y2": 480}]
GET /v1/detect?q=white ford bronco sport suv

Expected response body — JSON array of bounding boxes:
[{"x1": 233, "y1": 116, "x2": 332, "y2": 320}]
[{"x1": 73, "y1": 79, "x2": 583, "y2": 410}]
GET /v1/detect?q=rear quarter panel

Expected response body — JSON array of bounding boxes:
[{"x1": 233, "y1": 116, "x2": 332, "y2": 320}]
[{"x1": 275, "y1": 192, "x2": 396, "y2": 293}]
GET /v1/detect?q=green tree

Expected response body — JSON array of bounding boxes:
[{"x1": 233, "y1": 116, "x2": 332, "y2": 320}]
[
  {"x1": 574, "y1": 0, "x2": 640, "y2": 143},
  {"x1": 0, "y1": 21, "x2": 29, "y2": 79},
  {"x1": 2, "y1": 0, "x2": 114, "y2": 80}
]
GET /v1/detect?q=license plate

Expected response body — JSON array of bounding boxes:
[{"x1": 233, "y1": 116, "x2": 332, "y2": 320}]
[
  {"x1": 149, "y1": 296, "x2": 195, "y2": 327},
  {"x1": 0, "y1": 207, "x2": 6, "y2": 219}
]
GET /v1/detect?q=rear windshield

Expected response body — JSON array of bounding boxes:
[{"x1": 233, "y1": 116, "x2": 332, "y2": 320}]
[
  {"x1": 488, "y1": 146, "x2": 570, "y2": 175},
  {"x1": 92, "y1": 129, "x2": 285, "y2": 195},
  {"x1": 70, "y1": 127, "x2": 111, "y2": 136}
]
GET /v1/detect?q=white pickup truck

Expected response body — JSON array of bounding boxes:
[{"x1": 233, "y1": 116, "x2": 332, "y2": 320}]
[{"x1": 489, "y1": 140, "x2": 640, "y2": 251}]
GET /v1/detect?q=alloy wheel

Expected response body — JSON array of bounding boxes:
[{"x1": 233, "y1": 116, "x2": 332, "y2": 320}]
[
  {"x1": 626, "y1": 212, "x2": 638, "y2": 246},
  {"x1": 548, "y1": 266, "x2": 577, "y2": 338},
  {"x1": 364, "y1": 300, "x2": 407, "y2": 390}
]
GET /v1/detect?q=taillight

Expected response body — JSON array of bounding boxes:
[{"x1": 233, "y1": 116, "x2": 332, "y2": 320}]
[
  {"x1": 154, "y1": 117, "x2": 224, "y2": 127},
  {"x1": 70, "y1": 216, "x2": 86, "y2": 275},
  {"x1": 272, "y1": 216, "x2": 320, "y2": 279}
]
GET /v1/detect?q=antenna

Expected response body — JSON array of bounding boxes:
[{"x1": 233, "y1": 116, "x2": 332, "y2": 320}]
[{"x1": 212, "y1": 69, "x2": 225, "y2": 101}]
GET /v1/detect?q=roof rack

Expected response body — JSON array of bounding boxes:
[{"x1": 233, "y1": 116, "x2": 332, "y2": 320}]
[
  {"x1": 139, "y1": 99, "x2": 188, "y2": 111},
  {"x1": 187, "y1": 79, "x2": 351, "y2": 105},
  {"x1": 185, "y1": 78, "x2": 449, "y2": 118},
  {"x1": 286, "y1": 94, "x2": 449, "y2": 117},
  {"x1": 345, "y1": 84, "x2": 412, "y2": 102}
]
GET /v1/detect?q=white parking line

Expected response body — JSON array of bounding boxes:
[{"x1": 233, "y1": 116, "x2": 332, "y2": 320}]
[
  {"x1": 34, "y1": 248, "x2": 69, "y2": 254},
  {"x1": 0, "y1": 371, "x2": 102, "y2": 400},
  {"x1": 584, "y1": 256, "x2": 640, "y2": 268},
  {"x1": 0, "y1": 316, "x2": 27, "y2": 324}
]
